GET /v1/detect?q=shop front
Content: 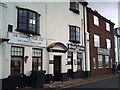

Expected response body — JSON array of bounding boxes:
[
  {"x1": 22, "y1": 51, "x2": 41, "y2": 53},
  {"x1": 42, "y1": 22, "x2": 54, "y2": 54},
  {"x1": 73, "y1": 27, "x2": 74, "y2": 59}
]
[
  {"x1": 2, "y1": 32, "x2": 46, "y2": 89},
  {"x1": 67, "y1": 43, "x2": 86, "y2": 79}
]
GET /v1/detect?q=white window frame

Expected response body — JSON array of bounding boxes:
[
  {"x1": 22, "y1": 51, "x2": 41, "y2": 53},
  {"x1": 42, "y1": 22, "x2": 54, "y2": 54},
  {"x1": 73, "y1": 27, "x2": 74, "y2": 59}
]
[
  {"x1": 98, "y1": 55, "x2": 103, "y2": 68},
  {"x1": 94, "y1": 15, "x2": 99, "y2": 26},
  {"x1": 94, "y1": 34, "x2": 100, "y2": 47},
  {"x1": 106, "y1": 39, "x2": 111, "y2": 49},
  {"x1": 105, "y1": 56, "x2": 110, "y2": 68},
  {"x1": 106, "y1": 22, "x2": 110, "y2": 31}
]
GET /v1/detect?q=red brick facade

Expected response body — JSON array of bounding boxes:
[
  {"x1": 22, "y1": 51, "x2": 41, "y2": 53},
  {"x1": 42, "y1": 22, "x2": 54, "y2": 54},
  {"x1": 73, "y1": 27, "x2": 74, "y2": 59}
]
[{"x1": 87, "y1": 8, "x2": 115, "y2": 76}]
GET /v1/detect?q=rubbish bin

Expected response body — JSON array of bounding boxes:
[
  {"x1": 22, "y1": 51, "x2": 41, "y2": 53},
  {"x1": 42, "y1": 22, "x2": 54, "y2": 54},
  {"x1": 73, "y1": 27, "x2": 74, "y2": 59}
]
[{"x1": 31, "y1": 70, "x2": 46, "y2": 88}]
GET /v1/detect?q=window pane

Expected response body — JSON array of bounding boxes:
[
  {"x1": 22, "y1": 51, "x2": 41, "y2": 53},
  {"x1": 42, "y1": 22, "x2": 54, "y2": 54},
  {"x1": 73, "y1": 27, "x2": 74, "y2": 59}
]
[
  {"x1": 23, "y1": 17, "x2": 27, "y2": 23},
  {"x1": 98, "y1": 55, "x2": 103, "y2": 68},
  {"x1": 19, "y1": 10, "x2": 23, "y2": 16},
  {"x1": 23, "y1": 10, "x2": 27, "y2": 16},
  {"x1": 33, "y1": 19, "x2": 36, "y2": 24},
  {"x1": 11, "y1": 57, "x2": 22, "y2": 74},
  {"x1": 23, "y1": 24, "x2": 27, "y2": 30}
]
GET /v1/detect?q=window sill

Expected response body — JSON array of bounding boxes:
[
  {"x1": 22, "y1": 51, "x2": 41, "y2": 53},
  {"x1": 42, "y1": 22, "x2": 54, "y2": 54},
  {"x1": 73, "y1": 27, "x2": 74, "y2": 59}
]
[
  {"x1": 69, "y1": 40, "x2": 80, "y2": 43},
  {"x1": 16, "y1": 29, "x2": 41, "y2": 36}
]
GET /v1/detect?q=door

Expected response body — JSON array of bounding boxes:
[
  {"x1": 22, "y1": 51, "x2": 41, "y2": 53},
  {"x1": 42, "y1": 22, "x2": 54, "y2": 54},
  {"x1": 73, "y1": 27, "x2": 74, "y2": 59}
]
[
  {"x1": 68, "y1": 52, "x2": 73, "y2": 79},
  {"x1": 54, "y1": 56, "x2": 61, "y2": 81}
]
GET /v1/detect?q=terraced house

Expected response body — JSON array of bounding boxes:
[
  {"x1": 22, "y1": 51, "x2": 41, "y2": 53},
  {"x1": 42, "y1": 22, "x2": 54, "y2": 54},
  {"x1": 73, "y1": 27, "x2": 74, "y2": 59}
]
[
  {"x1": 87, "y1": 7, "x2": 115, "y2": 76},
  {"x1": 0, "y1": 1, "x2": 90, "y2": 89}
]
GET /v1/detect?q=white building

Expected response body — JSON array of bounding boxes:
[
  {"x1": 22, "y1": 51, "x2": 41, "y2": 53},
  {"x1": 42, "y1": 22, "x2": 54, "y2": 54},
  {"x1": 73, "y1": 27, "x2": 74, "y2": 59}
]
[
  {"x1": 114, "y1": 28, "x2": 120, "y2": 63},
  {"x1": 0, "y1": 1, "x2": 90, "y2": 89}
]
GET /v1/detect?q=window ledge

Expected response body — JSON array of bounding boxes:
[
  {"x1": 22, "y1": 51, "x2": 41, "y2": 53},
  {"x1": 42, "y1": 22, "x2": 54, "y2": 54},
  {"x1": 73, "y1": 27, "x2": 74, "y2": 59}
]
[{"x1": 15, "y1": 29, "x2": 41, "y2": 36}]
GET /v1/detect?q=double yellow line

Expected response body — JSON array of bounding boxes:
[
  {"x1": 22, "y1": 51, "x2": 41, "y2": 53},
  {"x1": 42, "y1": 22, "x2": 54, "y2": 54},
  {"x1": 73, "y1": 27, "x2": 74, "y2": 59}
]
[{"x1": 58, "y1": 76, "x2": 115, "y2": 89}]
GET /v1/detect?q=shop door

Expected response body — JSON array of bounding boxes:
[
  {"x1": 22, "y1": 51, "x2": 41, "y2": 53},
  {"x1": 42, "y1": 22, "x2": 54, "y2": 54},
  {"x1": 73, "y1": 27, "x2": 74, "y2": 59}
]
[
  {"x1": 54, "y1": 56, "x2": 61, "y2": 81},
  {"x1": 68, "y1": 52, "x2": 73, "y2": 79}
]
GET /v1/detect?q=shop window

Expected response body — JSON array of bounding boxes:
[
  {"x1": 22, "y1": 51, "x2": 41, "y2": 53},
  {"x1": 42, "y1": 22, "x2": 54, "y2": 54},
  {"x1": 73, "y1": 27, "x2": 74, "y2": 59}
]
[
  {"x1": 11, "y1": 46, "x2": 24, "y2": 74},
  {"x1": 67, "y1": 52, "x2": 72, "y2": 65},
  {"x1": 69, "y1": 26, "x2": 80, "y2": 43},
  {"x1": 93, "y1": 58, "x2": 96, "y2": 69},
  {"x1": 94, "y1": 15, "x2": 99, "y2": 26},
  {"x1": 32, "y1": 48, "x2": 42, "y2": 70},
  {"x1": 105, "y1": 56, "x2": 110, "y2": 68},
  {"x1": 77, "y1": 53, "x2": 82, "y2": 70},
  {"x1": 98, "y1": 55, "x2": 103, "y2": 68},
  {"x1": 94, "y1": 34, "x2": 100, "y2": 47},
  {"x1": 70, "y1": 1, "x2": 79, "y2": 14},
  {"x1": 17, "y1": 7, "x2": 40, "y2": 35}
]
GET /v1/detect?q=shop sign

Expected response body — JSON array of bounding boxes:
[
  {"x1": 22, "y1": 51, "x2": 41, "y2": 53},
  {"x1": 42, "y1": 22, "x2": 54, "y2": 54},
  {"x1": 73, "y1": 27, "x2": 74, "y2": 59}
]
[
  {"x1": 68, "y1": 44, "x2": 85, "y2": 51},
  {"x1": 8, "y1": 32, "x2": 46, "y2": 47},
  {"x1": 97, "y1": 48, "x2": 110, "y2": 55}
]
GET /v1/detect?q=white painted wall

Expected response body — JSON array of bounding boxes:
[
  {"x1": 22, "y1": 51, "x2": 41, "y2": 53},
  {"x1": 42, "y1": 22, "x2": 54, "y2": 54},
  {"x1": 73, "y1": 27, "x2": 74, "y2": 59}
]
[
  {"x1": 46, "y1": 2, "x2": 85, "y2": 47},
  {"x1": 114, "y1": 36, "x2": 118, "y2": 63}
]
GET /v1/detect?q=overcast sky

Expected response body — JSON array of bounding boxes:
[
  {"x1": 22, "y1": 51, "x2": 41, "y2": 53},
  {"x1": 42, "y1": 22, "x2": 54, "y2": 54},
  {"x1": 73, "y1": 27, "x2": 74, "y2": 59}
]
[{"x1": 87, "y1": 2, "x2": 118, "y2": 28}]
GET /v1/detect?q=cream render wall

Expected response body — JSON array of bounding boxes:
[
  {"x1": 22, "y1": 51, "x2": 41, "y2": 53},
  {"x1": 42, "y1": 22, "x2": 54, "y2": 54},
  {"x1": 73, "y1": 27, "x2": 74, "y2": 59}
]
[
  {"x1": 46, "y1": 2, "x2": 85, "y2": 46},
  {"x1": 0, "y1": 2, "x2": 89, "y2": 79}
]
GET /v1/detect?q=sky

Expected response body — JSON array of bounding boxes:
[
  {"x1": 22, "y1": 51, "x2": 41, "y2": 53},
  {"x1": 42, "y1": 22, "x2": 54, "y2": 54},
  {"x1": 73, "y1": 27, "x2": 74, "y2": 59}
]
[{"x1": 87, "y1": 1, "x2": 118, "y2": 28}]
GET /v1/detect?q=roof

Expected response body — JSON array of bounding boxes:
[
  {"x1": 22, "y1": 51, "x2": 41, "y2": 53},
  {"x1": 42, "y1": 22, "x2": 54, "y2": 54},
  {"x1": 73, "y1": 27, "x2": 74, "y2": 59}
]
[{"x1": 87, "y1": 7, "x2": 115, "y2": 25}]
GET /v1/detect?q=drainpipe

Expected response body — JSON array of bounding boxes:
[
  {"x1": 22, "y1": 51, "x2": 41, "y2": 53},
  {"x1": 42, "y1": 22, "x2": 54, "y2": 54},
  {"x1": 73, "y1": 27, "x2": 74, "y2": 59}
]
[{"x1": 83, "y1": 5, "x2": 87, "y2": 77}]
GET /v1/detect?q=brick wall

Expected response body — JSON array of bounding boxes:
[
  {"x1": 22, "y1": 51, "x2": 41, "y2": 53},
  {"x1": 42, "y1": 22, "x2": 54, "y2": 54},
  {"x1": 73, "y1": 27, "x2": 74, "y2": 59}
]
[{"x1": 87, "y1": 8, "x2": 115, "y2": 76}]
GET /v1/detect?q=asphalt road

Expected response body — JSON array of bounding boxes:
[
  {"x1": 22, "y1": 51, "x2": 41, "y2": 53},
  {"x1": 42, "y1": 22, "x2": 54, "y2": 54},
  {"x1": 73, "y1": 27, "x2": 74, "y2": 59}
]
[{"x1": 68, "y1": 76, "x2": 119, "y2": 88}]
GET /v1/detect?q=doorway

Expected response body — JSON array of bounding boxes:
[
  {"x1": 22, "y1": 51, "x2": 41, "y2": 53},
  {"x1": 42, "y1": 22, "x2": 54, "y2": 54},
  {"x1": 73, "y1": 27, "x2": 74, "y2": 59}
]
[{"x1": 54, "y1": 56, "x2": 61, "y2": 81}]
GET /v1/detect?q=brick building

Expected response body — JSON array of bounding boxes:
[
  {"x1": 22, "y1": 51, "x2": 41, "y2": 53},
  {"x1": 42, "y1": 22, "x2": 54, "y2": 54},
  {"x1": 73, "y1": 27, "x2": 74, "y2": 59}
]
[{"x1": 87, "y1": 7, "x2": 115, "y2": 76}]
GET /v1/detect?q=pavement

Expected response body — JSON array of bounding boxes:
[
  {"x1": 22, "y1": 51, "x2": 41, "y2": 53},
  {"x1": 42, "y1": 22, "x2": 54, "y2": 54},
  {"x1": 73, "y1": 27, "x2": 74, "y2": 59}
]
[{"x1": 14, "y1": 73, "x2": 116, "y2": 90}]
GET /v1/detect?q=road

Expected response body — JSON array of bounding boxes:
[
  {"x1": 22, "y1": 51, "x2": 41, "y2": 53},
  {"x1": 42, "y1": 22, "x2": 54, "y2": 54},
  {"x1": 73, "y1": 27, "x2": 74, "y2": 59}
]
[{"x1": 64, "y1": 76, "x2": 119, "y2": 88}]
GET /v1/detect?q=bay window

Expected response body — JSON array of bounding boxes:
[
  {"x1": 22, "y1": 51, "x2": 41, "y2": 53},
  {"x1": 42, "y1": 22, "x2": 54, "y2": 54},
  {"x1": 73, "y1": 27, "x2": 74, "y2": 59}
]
[{"x1": 17, "y1": 7, "x2": 40, "y2": 35}]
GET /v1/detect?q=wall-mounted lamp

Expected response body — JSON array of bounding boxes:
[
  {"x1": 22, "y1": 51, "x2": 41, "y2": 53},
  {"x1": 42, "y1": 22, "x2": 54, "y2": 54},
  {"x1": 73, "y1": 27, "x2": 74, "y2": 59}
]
[{"x1": 24, "y1": 56, "x2": 29, "y2": 63}]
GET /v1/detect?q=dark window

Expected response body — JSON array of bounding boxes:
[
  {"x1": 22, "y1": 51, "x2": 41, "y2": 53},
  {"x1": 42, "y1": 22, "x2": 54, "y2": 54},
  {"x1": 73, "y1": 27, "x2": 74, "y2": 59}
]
[
  {"x1": 69, "y1": 26, "x2": 80, "y2": 43},
  {"x1": 70, "y1": 2, "x2": 79, "y2": 14},
  {"x1": 32, "y1": 48, "x2": 42, "y2": 70},
  {"x1": 17, "y1": 7, "x2": 40, "y2": 35},
  {"x1": 11, "y1": 46, "x2": 24, "y2": 75}
]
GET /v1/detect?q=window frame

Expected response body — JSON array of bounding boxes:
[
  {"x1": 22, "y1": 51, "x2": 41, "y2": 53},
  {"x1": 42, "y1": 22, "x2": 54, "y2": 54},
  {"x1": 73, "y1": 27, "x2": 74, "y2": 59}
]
[
  {"x1": 98, "y1": 55, "x2": 103, "y2": 68},
  {"x1": 105, "y1": 56, "x2": 110, "y2": 68},
  {"x1": 11, "y1": 46, "x2": 24, "y2": 75},
  {"x1": 106, "y1": 22, "x2": 110, "y2": 31},
  {"x1": 94, "y1": 34, "x2": 100, "y2": 47},
  {"x1": 106, "y1": 39, "x2": 111, "y2": 49},
  {"x1": 69, "y1": 25, "x2": 80, "y2": 43},
  {"x1": 32, "y1": 48, "x2": 42, "y2": 71},
  {"x1": 16, "y1": 7, "x2": 40, "y2": 35},
  {"x1": 69, "y1": 2, "x2": 79, "y2": 14},
  {"x1": 94, "y1": 15, "x2": 99, "y2": 26}
]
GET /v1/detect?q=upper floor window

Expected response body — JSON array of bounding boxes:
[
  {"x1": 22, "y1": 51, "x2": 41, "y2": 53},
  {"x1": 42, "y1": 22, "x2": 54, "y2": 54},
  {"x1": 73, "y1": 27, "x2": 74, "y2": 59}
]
[
  {"x1": 94, "y1": 15, "x2": 99, "y2": 26},
  {"x1": 94, "y1": 34, "x2": 100, "y2": 47},
  {"x1": 17, "y1": 7, "x2": 40, "y2": 35},
  {"x1": 70, "y1": 2, "x2": 79, "y2": 14},
  {"x1": 106, "y1": 39, "x2": 111, "y2": 49},
  {"x1": 69, "y1": 26, "x2": 80, "y2": 43},
  {"x1": 106, "y1": 22, "x2": 110, "y2": 31},
  {"x1": 117, "y1": 29, "x2": 120, "y2": 35}
]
